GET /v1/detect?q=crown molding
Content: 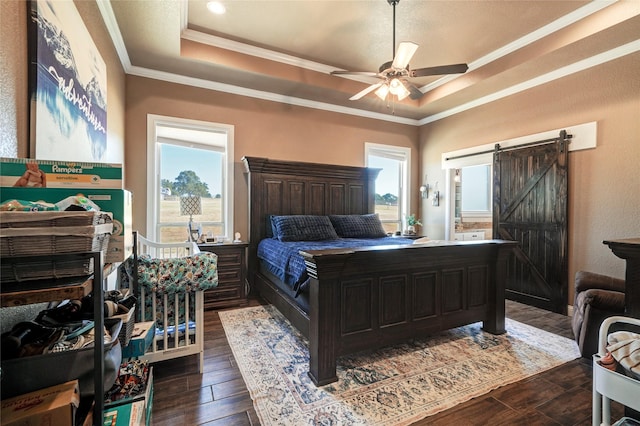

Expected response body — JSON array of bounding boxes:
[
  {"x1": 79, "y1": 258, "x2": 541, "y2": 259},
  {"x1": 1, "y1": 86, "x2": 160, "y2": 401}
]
[
  {"x1": 181, "y1": 29, "x2": 377, "y2": 86},
  {"x1": 127, "y1": 65, "x2": 420, "y2": 126},
  {"x1": 419, "y1": 0, "x2": 617, "y2": 93},
  {"x1": 420, "y1": 39, "x2": 640, "y2": 125},
  {"x1": 97, "y1": 0, "x2": 131, "y2": 70}
]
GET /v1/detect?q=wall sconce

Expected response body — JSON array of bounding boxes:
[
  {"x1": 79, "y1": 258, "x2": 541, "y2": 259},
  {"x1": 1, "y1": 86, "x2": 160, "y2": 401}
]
[
  {"x1": 420, "y1": 184, "x2": 429, "y2": 199},
  {"x1": 432, "y1": 190, "x2": 440, "y2": 206}
]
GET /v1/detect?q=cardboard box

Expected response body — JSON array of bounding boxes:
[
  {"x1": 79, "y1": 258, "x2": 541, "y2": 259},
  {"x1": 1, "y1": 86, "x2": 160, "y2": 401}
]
[
  {"x1": 0, "y1": 157, "x2": 122, "y2": 189},
  {"x1": 0, "y1": 188, "x2": 133, "y2": 263},
  {"x1": 121, "y1": 321, "x2": 155, "y2": 359},
  {"x1": 1, "y1": 380, "x2": 80, "y2": 426}
]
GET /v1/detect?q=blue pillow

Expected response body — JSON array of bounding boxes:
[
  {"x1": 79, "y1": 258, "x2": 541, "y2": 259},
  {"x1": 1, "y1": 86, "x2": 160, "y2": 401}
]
[
  {"x1": 271, "y1": 215, "x2": 339, "y2": 241},
  {"x1": 329, "y1": 214, "x2": 387, "y2": 238}
]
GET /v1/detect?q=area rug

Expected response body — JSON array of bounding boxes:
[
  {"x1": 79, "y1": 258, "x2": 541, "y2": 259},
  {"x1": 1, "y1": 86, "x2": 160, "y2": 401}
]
[{"x1": 219, "y1": 305, "x2": 580, "y2": 426}]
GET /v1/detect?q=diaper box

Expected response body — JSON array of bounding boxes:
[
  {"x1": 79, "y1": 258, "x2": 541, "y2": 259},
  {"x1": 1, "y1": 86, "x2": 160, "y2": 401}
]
[
  {"x1": 1, "y1": 188, "x2": 132, "y2": 263},
  {"x1": 0, "y1": 157, "x2": 122, "y2": 189}
]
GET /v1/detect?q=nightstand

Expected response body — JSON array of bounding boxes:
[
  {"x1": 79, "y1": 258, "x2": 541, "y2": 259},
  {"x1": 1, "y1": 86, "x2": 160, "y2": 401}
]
[{"x1": 197, "y1": 242, "x2": 249, "y2": 310}]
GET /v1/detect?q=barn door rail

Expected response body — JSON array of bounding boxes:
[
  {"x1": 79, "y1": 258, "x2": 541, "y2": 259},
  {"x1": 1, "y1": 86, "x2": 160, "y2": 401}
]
[{"x1": 444, "y1": 130, "x2": 572, "y2": 162}]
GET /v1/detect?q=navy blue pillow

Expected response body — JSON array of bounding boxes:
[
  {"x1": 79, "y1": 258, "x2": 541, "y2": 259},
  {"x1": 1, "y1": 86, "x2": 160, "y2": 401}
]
[
  {"x1": 329, "y1": 214, "x2": 387, "y2": 238},
  {"x1": 271, "y1": 215, "x2": 339, "y2": 242}
]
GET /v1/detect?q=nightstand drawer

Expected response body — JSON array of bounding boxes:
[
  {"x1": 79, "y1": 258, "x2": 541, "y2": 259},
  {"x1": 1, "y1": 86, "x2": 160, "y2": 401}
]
[
  {"x1": 208, "y1": 287, "x2": 242, "y2": 301},
  {"x1": 217, "y1": 267, "x2": 241, "y2": 283},
  {"x1": 216, "y1": 252, "x2": 242, "y2": 267}
]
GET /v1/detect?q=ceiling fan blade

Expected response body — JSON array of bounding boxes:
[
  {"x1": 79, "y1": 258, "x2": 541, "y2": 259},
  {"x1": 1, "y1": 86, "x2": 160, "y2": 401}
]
[
  {"x1": 349, "y1": 82, "x2": 384, "y2": 101},
  {"x1": 392, "y1": 41, "x2": 419, "y2": 69},
  {"x1": 410, "y1": 63, "x2": 469, "y2": 77},
  {"x1": 331, "y1": 70, "x2": 379, "y2": 77},
  {"x1": 404, "y1": 81, "x2": 424, "y2": 100}
]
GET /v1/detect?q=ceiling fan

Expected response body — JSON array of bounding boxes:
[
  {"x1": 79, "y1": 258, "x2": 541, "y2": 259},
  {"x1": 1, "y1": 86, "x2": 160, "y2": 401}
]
[{"x1": 331, "y1": 0, "x2": 468, "y2": 101}]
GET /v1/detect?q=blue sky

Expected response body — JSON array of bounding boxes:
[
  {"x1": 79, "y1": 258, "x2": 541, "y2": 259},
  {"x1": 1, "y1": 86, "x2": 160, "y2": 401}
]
[
  {"x1": 368, "y1": 156, "x2": 399, "y2": 196},
  {"x1": 161, "y1": 144, "x2": 223, "y2": 196}
]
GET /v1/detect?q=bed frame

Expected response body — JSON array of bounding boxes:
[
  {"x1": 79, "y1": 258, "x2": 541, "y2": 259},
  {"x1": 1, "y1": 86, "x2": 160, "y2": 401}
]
[{"x1": 243, "y1": 156, "x2": 517, "y2": 385}]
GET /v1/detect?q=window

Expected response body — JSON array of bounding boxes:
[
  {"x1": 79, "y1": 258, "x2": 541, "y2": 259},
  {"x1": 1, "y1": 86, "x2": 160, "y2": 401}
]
[
  {"x1": 147, "y1": 115, "x2": 234, "y2": 243},
  {"x1": 365, "y1": 143, "x2": 411, "y2": 234}
]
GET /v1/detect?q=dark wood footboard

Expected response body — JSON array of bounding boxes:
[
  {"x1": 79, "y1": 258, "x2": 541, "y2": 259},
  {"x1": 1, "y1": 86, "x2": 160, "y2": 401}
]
[
  {"x1": 301, "y1": 240, "x2": 516, "y2": 385},
  {"x1": 243, "y1": 156, "x2": 517, "y2": 386}
]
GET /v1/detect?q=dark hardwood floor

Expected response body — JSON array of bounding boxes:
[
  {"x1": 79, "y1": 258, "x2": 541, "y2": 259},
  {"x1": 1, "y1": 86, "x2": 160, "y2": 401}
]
[{"x1": 151, "y1": 299, "x2": 626, "y2": 425}]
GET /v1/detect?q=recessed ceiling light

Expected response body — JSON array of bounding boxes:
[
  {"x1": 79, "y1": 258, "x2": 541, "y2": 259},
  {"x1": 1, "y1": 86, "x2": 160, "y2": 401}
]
[{"x1": 207, "y1": 1, "x2": 226, "y2": 15}]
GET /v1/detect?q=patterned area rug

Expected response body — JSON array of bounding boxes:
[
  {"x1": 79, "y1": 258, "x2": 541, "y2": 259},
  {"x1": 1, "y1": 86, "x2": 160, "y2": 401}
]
[{"x1": 219, "y1": 305, "x2": 580, "y2": 426}]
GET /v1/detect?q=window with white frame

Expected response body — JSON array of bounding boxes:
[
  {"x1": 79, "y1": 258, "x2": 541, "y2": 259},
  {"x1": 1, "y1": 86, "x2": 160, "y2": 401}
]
[
  {"x1": 365, "y1": 143, "x2": 411, "y2": 234},
  {"x1": 147, "y1": 115, "x2": 234, "y2": 243}
]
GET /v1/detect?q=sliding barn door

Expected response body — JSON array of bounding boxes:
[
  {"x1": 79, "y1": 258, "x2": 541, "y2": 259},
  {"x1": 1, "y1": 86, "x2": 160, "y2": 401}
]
[{"x1": 493, "y1": 133, "x2": 569, "y2": 314}]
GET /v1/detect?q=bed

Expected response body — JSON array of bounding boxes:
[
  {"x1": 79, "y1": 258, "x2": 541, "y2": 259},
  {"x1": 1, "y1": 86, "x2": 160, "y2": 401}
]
[
  {"x1": 243, "y1": 156, "x2": 517, "y2": 385},
  {"x1": 120, "y1": 232, "x2": 218, "y2": 373}
]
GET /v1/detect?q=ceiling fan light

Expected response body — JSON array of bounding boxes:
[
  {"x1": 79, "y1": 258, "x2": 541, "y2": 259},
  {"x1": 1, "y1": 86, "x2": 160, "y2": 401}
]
[
  {"x1": 396, "y1": 86, "x2": 410, "y2": 101},
  {"x1": 389, "y1": 78, "x2": 402, "y2": 94},
  {"x1": 375, "y1": 84, "x2": 389, "y2": 101},
  {"x1": 388, "y1": 78, "x2": 410, "y2": 101}
]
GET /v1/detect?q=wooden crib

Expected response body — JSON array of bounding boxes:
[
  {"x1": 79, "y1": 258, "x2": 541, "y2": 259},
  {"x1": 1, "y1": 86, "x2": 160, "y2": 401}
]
[{"x1": 122, "y1": 232, "x2": 218, "y2": 373}]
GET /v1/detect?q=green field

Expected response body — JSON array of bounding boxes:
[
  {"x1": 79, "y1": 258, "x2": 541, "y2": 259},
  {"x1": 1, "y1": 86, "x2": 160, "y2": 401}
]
[
  {"x1": 159, "y1": 197, "x2": 223, "y2": 242},
  {"x1": 159, "y1": 197, "x2": 400, "y2": 242}
]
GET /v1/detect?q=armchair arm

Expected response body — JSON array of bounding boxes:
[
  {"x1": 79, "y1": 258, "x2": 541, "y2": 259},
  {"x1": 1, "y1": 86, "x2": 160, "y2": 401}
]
[
  {"x1": 575, "y1": 270, "x2": 625, "y2": 294},
  {"x1": 581, "y1": 289, "x2": 625, "y2": 311}
]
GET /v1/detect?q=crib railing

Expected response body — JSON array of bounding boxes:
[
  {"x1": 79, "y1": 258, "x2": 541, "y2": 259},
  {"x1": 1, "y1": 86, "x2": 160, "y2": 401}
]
[
  {"x1": 138, "y1": 286, "x2": 205, "y2": 373},
  {"x1": 137, "y1": 234, "x2": 198, "y2": 258}
]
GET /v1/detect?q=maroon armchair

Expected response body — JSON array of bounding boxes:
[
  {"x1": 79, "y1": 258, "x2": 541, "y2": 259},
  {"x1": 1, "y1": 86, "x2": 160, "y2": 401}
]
[{"x1": 572, "y1": 270, "x2": 626, "y2": 358}]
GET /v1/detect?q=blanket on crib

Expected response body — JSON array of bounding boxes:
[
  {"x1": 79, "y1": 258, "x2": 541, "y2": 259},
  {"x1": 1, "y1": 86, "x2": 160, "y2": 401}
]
[{"x1": 120, "y1": 252, "x2": 218, "y2": 329}]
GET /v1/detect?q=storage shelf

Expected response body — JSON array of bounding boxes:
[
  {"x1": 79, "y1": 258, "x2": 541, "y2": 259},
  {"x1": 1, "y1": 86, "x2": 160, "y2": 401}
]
[
  {"x1": 0, "y1": 251, "x2": 107, "y2": 425},
  {"x1": 1, "y1": 263, "x2": 116, "y2": 307},
  {"x1": 1, "y1": 278, "x2": 93, "y2": 307}
]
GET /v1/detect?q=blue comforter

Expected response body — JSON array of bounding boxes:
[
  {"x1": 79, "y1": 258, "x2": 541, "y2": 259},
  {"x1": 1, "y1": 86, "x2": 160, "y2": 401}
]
[{"x1": 258, "y1": 237, "x2": 415, "y2": 295}]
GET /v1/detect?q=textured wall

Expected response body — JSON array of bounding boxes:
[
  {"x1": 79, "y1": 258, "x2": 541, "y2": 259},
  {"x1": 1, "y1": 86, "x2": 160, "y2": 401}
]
[{"x1": 0, "y1": 2, "x2": 28, "y2": 158}]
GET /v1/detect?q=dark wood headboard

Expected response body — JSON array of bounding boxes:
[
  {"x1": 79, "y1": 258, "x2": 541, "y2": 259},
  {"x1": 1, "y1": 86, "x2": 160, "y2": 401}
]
[{"x1": 242, "y1": 156, "x2": 381, "y2": 286}]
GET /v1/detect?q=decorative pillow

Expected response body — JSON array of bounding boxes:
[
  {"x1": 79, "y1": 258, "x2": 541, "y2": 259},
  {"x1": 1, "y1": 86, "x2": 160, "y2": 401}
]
[
  {"x1": 271, "y1": 215, "x2": 339, "y2": 241},
  {"x1": 329, "y1": 214, "x2": 387, "y2": 238}
]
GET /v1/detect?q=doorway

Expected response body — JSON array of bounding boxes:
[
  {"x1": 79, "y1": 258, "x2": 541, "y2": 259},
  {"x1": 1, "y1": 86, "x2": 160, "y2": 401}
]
[{"x1": 451, "y1": 165, "x2": 493, "y2": 242}]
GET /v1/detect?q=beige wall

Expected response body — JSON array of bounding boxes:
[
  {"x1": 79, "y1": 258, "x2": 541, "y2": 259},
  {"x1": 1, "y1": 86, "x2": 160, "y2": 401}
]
[
  {"x1": 125, "y1": 75, "x2": 419, "y2": 239},
  {"x1": 420, "y1": 52, "x2": 640, "y2": 303},
  {"x1": 0, "y1": 1, "x2": 125, "y2": 161}
]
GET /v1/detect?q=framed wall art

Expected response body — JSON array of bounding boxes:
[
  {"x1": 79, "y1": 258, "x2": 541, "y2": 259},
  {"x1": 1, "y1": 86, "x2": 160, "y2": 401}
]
[{"x1": 28, "y1": 0, "x2": 107, "y2": 162}]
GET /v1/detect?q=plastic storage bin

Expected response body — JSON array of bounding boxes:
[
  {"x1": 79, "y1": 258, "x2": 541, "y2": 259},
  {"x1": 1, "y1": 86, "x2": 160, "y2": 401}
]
[{"x1": 592, "y1": 316, "x2": 640, "y2": 426}]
